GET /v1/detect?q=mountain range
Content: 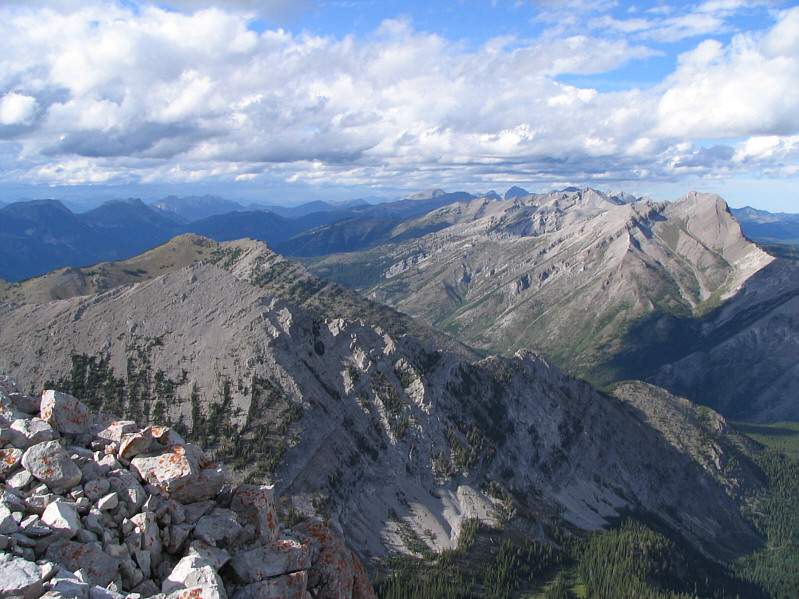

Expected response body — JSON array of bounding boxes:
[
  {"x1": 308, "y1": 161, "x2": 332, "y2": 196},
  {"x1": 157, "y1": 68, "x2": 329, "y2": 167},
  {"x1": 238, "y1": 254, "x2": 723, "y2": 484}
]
[
  {"x1": 2, "y1": 190, "x2": 797, "y2": 284},
  {"x1": 304, "y1": 189, "x2": 799, "y2": 422},
  {"x1": 3, "y1": 189, "x2": 799, "y2": 594},
  {"x1": 0, "y1": 235, "x2": 767, "y2": 569}
]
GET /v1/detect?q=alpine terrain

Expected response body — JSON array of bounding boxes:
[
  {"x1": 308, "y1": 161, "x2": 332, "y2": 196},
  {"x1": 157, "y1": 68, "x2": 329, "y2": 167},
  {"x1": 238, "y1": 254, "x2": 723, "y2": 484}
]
[{"x1": 305, "y1": 189, "x2": 799, "y2": 422}]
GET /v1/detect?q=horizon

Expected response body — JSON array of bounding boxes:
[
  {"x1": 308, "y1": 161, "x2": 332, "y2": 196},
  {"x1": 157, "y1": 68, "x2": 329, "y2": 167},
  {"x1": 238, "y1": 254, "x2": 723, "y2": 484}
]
[
  {"x1": 1, "y1": 1, "x2": 798, "y2": 212},
  {"x1": 3, "y1": 185, "x2": 793, "y2": 216}
]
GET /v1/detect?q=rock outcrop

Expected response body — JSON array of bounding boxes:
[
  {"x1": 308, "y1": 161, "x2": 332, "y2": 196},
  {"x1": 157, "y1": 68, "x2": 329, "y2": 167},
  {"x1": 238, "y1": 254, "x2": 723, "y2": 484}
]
[{"x1": 0, "y1": 375, "x2": 374, "y2": 599}]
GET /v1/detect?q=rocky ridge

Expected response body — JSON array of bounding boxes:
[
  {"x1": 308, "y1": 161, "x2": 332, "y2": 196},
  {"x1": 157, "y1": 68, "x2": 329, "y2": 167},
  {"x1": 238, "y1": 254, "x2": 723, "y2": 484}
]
[
  {"x1": 0, "y1": 375, "x2": 374, "y2": 599},
  {"x1": 307, "y1": 189, "x2": 799, "y2": 422},
  {"x1": 0, "y1": 237, "x2": 766, "y2": 564}
]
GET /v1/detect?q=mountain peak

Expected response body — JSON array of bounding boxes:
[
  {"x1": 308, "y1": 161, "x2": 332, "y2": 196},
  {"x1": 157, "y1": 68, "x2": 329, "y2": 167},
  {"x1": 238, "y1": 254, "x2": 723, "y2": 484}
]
[
  {"x1": 504, "y1": 186, "x2": 529, "y2": 200},
  {"x1": 401, "y1": 188, "x2": 446, "y2": 201}
]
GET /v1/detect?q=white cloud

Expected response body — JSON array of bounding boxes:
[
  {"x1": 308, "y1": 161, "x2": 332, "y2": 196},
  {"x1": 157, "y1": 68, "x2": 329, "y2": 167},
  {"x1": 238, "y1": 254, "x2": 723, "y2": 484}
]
[
  {"x1": 0, "y1": 1, "x2": 796, "y2": 199},
  {"x1": 0, "y1": 93, "x2": 37, "y2": 125},
  {"x1": 656, "y1": 6, "x2": 799, "y2": 139}
]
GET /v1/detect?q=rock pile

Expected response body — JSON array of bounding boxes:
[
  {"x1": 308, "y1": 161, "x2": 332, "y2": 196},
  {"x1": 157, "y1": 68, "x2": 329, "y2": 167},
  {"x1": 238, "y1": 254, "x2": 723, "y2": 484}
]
[{"x1": 0, "y1": 376, "x2": 375, "y2": 599}]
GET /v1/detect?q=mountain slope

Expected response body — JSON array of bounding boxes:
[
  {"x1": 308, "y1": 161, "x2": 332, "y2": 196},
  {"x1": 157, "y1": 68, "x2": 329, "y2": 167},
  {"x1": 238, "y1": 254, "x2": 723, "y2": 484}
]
[
  {"x1": 310, "y1": 190, "x2": 772, "y2": 378},
  {"x1": 0, "y1": 236, "x2": 763, "y2": 565}
]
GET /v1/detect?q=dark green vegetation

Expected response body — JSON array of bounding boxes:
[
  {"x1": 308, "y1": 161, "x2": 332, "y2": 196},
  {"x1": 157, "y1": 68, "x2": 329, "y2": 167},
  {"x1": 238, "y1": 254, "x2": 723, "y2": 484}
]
[
  {"x1": 759, "y1": 243, "x2": 799, "y2": 263},
  {"x1": 374, "y1": 517, "x2": 763, "y2": 599},
  {"x1": 734, "y1": 422, "x2": 799, "y2": 598},
  {"x1": 47, "y1": 351, "x2": 302, "y2": 482},
  {"x1": 375, "y1": 420, "x2": 799, "y2": 599}
]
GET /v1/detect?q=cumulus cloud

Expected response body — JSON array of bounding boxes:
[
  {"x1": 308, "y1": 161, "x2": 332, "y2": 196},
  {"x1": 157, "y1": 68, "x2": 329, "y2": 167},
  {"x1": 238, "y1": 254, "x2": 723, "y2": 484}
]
[
  {"x1": 0, "y1": 93, "x2": 37, "y2": 126},
  {"x1": 0, "y1": 1, "x2": 796, "y2": 196},
  {"x1": 656, "y1": 6, "x2": 799, "y2": 139}
]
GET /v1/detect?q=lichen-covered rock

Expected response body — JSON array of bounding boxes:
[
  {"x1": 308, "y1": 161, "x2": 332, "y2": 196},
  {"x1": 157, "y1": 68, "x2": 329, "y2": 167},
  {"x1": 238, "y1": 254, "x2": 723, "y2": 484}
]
[
  {"x1": 21, "y1": 440, "x2": 82, "y2": 490},
  {"x1": 229, "y1": 485, "x2": 277, "y2": 543},
  {"x1": 0, "y1": 378, "x2": 375, "y2": 599},
  {"x1": 45, "y1": 539, "x2": 121, "y2": 588},
  {"x1": 228, "y1": 537, "x2": 311, "y2": 584},
  {"x1": 40, "y1": 390, "x2": 91, "y2": 436},
  {"x1": 130, "y1": 444, "x2": 224, "y2": 503},
  {"x1": 0, "y1": 448, "x2": 23, "y2": 476},
  {"x1": 293, "y1": 520, "x2": 376, "y2": 599}
]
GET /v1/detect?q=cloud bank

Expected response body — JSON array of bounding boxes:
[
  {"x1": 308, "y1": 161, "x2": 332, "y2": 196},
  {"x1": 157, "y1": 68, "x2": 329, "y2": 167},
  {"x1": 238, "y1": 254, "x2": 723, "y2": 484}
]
[{"x1": 0, "y1": 1, "x2": 797, "y2": 201}]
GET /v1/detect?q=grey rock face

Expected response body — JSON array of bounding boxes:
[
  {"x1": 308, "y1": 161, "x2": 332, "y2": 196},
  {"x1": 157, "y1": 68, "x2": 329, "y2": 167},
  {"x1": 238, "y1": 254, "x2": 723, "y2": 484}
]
[{"x1": 0, "y1": 234, "x2": 771, "y2": 565}]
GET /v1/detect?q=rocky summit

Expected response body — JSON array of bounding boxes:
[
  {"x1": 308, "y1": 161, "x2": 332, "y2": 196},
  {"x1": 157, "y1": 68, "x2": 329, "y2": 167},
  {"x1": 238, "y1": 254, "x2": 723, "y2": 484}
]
[{"x1": 0, "y1": 375, "x2": 375, "y2": 599}]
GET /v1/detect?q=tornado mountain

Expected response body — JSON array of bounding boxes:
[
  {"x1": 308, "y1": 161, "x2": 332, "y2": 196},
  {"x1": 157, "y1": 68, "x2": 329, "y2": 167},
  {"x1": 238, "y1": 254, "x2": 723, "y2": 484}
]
[
  {"x1": 308, "y1": 189, "x2": 799, "y2": 421},
  {"x1": 0, "y1": 235, "x2": 764, "y2": 565}
]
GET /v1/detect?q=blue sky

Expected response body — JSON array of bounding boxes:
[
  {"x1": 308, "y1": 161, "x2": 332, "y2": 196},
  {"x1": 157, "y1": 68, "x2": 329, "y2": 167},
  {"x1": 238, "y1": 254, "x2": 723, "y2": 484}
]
[{"x1": 1, "y1": 0, "x2": 798, "y2": 211}]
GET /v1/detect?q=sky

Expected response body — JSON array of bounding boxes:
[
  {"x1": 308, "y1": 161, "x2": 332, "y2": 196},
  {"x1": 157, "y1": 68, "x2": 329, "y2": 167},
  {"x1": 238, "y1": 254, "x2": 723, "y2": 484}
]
[{"x1": 0, "y1": 0, "x2": 798, "y2": 211}]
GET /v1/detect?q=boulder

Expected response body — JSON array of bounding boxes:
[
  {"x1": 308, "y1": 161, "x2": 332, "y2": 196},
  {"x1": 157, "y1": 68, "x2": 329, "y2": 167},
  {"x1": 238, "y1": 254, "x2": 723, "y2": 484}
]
[
  {"x1": 41, "y1": 501, "x2": 82, "y2": 538},
  {"x1": 161, "y1": 555, "x2": 226, "y2": 598},
  {"x1": 231, "y1": 571, "x2": 308, "y2": 599},
  {"x1": 0, "y1": 556, "x2": 57, "y2": 599},
  {"x1": 228, "y1": 538, "x2": 311, "y2": 584},
  {"x1": 229, "y1": 485, "x2": 278, "y2": 543},
  {"x1": 130, "y1": 445, "x2": 224, "y2": 504},
  {"x1": 39, "y1": 391, "x2": 91, "y2": 436},
  {"x1": 9, "y1": 418, "x2": 54, "y2": 449},
  {"x1": 0, "y1": 447, "x2": 23, "y2": 476},
  {"x1": 193, "y1": 509, "x2": 242, "y2": 548},
  {"x1": 45, "y1": 539, "x2": 121, "y2": 588},
  {"x1": 21, "y1": 440, "x2": 82, "y2": 490}
]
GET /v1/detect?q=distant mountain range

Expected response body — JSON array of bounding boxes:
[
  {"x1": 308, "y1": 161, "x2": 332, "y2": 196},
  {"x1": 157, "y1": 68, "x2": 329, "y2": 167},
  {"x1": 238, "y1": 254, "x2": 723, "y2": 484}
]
[
  {"x1": 0, "y1": 191, "x2": 477, "y2": 281},
  {"x1": 731, "y1": 206, "x2": 799, "y2": 245},
  {"x1": 2, "y1": 190, "x2": 796, "y2": 283}
]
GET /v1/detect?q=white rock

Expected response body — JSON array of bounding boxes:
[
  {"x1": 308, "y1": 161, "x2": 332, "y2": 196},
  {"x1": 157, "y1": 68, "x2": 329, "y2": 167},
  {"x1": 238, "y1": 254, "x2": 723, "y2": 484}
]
[
  {"x1": 10, "y1": 418, "x2": 54, "y2": 448},
  {"x1": 41, "y1": 501, "x2": 82, "y2": 538},
  {"x1": 39, "y1": 390, "x2": 91, "y2": 436},
  {"x1": 21, "y1": 440, "x2": 82, "y2": 490},
  {"x1": 161, "y1": 555, "x2": 226, "y2": 598},
  {"x1": 0, "y1": 504, "x2": 20, "y2": 535},
  {"x1": 96, "y1": 493, "x2": 119, "y2": 512},
  {"x1": 94, "y1": 421, "x2": 138, "y2": 444},
  {"x1": 128, "y1": 511, "x2": 161, "y2": 563}
]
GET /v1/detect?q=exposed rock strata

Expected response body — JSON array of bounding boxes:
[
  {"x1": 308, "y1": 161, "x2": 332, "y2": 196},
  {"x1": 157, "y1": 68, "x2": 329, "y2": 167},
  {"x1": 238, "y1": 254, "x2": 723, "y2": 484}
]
[{"x1": 0, "y1": 375, "x2": 375, "y2": 599}]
